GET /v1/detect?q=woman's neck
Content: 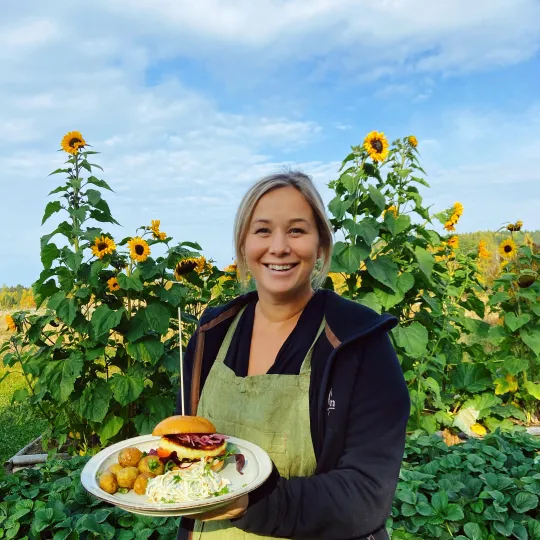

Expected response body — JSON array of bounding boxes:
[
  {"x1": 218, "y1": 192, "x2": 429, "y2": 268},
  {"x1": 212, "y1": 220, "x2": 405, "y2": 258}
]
[{"x1": 255, "y1": 286, "x2": 315, "y2": 325}]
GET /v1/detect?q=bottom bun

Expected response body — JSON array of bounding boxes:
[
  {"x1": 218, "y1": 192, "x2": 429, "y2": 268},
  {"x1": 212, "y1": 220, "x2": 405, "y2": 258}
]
[{"x1": 209, "y1": 459, "x2": 225, "y2": 473}]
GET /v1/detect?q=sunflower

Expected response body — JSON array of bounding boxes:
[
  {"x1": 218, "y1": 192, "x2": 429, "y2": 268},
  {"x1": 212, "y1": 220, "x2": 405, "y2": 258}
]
[
  {"x1": 447, "y1": 236, "x2": 459, "y2": 249},
  {"x1": 444, "y1": 220, "x2": 456, "y2": 232},
  {"x1": 107, "y1": 277, "x2": 120, "y2": 292},
  {"x1": 507, "y1": 220, "x2": 524, "y2": 232},
  {"x1": 128, "y1": 237, "x2": 151, "y2": 262},
  {"x1": 383, "y1": 205, "x2": 398, "y2": 218},
  {"x1": 61, "y1": 131, "x2": 86, "y2": 155},
  {"x1": 478, "y1": 240, "x2": 491, "y2": 259},
  {"x1": 149, "y1": 219, "x2": 167, "y2": 240},
  {"x1": 91, "y1": 235, "x2": 116, "y2": 259},
  {"x1": 5, "y1": 314, "x2": 16, "y2": 332},
  {"x1": 499, "y1": 238, "x2": 517, "y2": 259},
  {"x1": 174, "y1": 258, "x2": 198, "y2": 280},
  {"x1": 408, "y1": 135, "x2": 418, "y2": 148},
  {"x1": 363, "y1": 131, "x2": 389, "y2": 162},
  {"x1": 150, "y1": 219, "x2": 161, "y2": 233}
]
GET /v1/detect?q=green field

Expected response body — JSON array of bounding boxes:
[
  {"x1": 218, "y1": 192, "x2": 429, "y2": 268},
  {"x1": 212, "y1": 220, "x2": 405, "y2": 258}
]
[{"x1": 0, "y1": 320, "x2": 47, "y2": 479}]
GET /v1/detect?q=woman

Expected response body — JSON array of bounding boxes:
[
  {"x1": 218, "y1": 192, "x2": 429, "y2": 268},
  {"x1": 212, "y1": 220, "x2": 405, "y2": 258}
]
[{"x1": 176, "y1": 171, "x2": 410, "y2": 539}]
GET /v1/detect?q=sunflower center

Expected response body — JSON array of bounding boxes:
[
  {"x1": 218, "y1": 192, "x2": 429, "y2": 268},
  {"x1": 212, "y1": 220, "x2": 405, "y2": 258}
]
[
  {"x1": 504, "y1": 245, "x2": 512, "y2": 253},
  {"x1": 371, "y1": 139, "x2": 383, "y2": 152},
  {"x1": 69, "y1": 137, "x2": 82, "y2": 147},
  {"x1": 135, "y1": 245, "x2": 145, "y2": 255},
  {"x1": 98, "y1": 242, "x2": 108, "y2": 251}
]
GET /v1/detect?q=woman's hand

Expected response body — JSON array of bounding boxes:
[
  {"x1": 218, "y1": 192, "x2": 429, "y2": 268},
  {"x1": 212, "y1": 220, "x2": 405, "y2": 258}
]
[{"x1": 184, "y1": 494, "x2": 249, "y2": 521}]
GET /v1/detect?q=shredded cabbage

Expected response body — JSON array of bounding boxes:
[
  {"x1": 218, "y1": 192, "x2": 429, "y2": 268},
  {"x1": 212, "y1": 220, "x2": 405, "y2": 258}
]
[{"x1": 145, "y1": 459, "x2": 231, "y2": 504}]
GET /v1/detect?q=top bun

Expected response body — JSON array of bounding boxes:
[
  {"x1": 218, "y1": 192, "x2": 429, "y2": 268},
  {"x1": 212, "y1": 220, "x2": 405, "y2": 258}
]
[{"x1": 152, "y1": 415, "x2": 216, "y2": 436}]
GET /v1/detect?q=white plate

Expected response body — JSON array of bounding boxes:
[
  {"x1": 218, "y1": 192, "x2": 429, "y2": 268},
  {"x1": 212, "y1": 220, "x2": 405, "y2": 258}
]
[{"x1": 80, "y1": 434, "x2": 272, "y2": 517}]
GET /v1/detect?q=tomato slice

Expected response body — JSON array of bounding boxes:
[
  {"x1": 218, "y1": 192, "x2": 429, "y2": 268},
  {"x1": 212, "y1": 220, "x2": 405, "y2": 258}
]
[{"x1": 157, "y1": 447, "x2": 171, "y2": 458}]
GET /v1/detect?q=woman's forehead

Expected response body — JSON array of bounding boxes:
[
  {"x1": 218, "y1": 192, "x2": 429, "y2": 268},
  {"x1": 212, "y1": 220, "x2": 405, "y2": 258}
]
[{"x1": 251, "y1": 187, "x2": 314, "y2": 220}]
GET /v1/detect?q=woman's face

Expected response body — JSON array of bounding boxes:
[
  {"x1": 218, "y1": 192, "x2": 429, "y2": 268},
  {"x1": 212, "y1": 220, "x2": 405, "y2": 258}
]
[{"x1": 244, "y1": 186, "x2": 321, "y2": 299}]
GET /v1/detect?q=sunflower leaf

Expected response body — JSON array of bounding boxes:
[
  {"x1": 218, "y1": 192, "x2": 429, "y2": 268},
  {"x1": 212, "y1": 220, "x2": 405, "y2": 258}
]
[
  {"x1": 414, "y1": 246, "x2": 434, "y2": 279},
  {"x1": 91, "y1": 305, "x2": 126, "y2": 339},
  {"x1": 41, "y1": 243, "x2": 60, "y2": 269},
  {"x1": 180, "y1": 241, "x2": 203, "y2": 251},
  {"x1": 520, "y1": 328, "x2": 540, "y2": 356},
  {"x1": 42, "y1": 201, "x2": 63, "y2": 225},
  {"x1": 48, "y1": 168, "x2": 71, "y2": 177},
  {"x1": 366, "y1": 255, "x2": 398, "y2": 292},
  {"x1": 392, "y1": 322, "x2": 428, "y2": 358},
  {"x1": 57, "y1": 298, "x2": 77, "y2": 326},
  {"x1": 48, "y1": 184, "x2": 70, "y2": 195},
  {"x1": 72, "y1": 380, "x2": 112, "y2": 422},
  {"x1": 109, "y1": 373, "x2": 145, "y2": 406},
  {"x1": 97, "y1": 415, "x2": 124, "y2": 444},
  {"x1": 117, "y1": 272, "x2": 144, "y2": 292},
  {"x1": 368, "y1": 186, "x2": 386, "y2": 211},
  {"x1": 126, "y1": 338, "x2": 165, "y2": 365},
  {"x1": 145, "y1": 302, "x2": 171, "y2": 335},
  {"x1": 85, "y1": 189, "x2": 102, "y2": 206},
  {"x1": 87, "y1": 175, "x2": 114, "y2": 192}
]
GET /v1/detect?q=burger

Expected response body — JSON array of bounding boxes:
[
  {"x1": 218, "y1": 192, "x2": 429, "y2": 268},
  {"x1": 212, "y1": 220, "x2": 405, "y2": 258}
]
[{"x1": 151, "y1": 415, "x2": 229, "y2": 472}]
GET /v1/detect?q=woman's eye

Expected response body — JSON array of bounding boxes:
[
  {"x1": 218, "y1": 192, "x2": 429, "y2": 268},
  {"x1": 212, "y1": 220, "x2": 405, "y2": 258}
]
[
  {"x1": 289, "y1": 228, "x2": 305, "y2": 234},
  {"x1": 255, "y1": 228, "x2": 270, "y2": 234}
]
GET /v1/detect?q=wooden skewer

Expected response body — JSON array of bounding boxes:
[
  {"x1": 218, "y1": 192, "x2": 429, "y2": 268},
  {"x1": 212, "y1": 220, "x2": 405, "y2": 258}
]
[{"x1": 178, "y1": 307, "x2": 185, "y2": 416}]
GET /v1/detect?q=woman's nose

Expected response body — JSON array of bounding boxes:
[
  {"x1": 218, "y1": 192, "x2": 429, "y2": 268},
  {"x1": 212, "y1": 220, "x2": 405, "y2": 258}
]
[{"x1": 269, "y1": 232, "x2": 290, "y2": 255}]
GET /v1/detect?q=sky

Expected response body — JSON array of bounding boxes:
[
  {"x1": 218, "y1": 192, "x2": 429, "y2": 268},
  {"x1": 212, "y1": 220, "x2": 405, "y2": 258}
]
[{"x1": 1, "y1": 0, "x2": 540, "y2": 287}]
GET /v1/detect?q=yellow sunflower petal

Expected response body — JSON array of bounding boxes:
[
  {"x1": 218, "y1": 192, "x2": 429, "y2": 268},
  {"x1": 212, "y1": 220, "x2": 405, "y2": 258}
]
[
  {"x1": 91, "y1": 236, "x2": 116, "y2": 259},
  {"x1": 128, "y1": 237, "x2": 151, "y2": 263},
  {"x1": 408, "y1": 135, "x2": 418, "y2": 148},
  {"x1": 61, "y1": 131, "x2": 86, "y2": 155},
  {"x1": 363, "y1": 131, "x2": 389, "y2": 162},
  {"x1": 499, "y1": 238, "x2": 517, "y2": 259},
  {"x1": 5, "y1": 314, "x2": 16, "y2": 331}
]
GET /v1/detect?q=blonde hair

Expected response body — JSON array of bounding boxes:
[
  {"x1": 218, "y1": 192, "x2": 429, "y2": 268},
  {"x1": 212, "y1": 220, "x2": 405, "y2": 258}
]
[{"x1": 233, "y1": 171, "x2": 334, "y2": 289}]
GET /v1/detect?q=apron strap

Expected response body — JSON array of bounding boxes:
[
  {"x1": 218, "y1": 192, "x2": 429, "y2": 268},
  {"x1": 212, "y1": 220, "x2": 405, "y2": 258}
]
[
  {"x1": 299, "y1": 317, "x2": 326, "y2": 374},
  {"x1": 215, "y1": 305, "x2": 247, "y2": 364}
]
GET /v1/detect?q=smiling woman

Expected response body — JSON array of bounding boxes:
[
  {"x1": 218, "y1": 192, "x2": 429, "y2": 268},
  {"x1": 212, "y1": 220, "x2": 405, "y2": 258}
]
[{"x1": 175, "y1": 171, "x2": 410, "y2": 539}]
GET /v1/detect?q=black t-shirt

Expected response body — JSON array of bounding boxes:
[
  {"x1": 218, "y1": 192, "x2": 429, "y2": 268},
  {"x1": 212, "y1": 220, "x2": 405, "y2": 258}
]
[{"x1": 223, "y1": 289, "x2": 328, "y2": 376}]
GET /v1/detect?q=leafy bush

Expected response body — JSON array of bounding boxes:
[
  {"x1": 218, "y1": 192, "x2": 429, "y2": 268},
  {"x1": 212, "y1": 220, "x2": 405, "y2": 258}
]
[
  {"x1": 0, "y1": 456, "x2": 179, "y2": 539},
  {"x1": 389, "y1": 430, "x2": 540, "y2": 539}
]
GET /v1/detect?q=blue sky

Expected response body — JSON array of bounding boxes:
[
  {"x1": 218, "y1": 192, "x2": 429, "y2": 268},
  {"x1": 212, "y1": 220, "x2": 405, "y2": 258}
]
[{"x1": 1, "y1": 0, "x2": 540, "y2": 286}]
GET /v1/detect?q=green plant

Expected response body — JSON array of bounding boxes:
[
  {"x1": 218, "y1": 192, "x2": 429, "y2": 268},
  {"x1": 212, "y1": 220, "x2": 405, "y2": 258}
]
[
  {"x1": 482, "y1": 236, "x2": 540, "y2": 422},
  {"x1": 326, "y1": 132, "x2": 486, "y2": 432},
  {"x1": 0, "y1": 132, "x2": 237, "y2": 456},
  {"x1": 0, "y1": 457, "x2": 179, "y2": 539},
  {"x1": 389, "y1": 430, "x2": 540, "y2": 539}
]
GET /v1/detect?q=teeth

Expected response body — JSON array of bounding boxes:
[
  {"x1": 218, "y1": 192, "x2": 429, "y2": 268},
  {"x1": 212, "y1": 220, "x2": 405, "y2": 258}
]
[{"x1": 267, "y1": 264, "x2": 294, "y2": 271}]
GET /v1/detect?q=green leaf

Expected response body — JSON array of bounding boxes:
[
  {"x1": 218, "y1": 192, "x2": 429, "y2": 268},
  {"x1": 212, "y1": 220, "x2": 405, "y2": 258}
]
[
  {"x1": 488, "y1": 291, "x2": 511, "y2": 306},
  {"x1": 59, "y1": 351, "x2": 84, "y2": 402},
  {"x1": 444, "y1": 504, "x2": 464, "y2": 521},
  {"x1": 62, "y1": 248, "x2": 83, "y2": 273},
  {"x1": 386, "y1": 214, "x2": 411, "y2": 236},
  {"x1": 117, "y1": 272, "x2": 144, "y2": 291},
  {"x1": 512, "y1": 523, "x2": 528, "y2": 540},
  {"x1": 366, "y1": 255, "x2": 398, "y2": 292},
  {"x1": 431, "y1": 491, "x2": 449, "y2": 513},
  {"x1": 414, "y1": 246, "x2": 434, "y2": 279},
  {"x1": 72, "y1": 380, "x2": 112, "y2": 422},
  {"x1": 91, "y1": 305, "x2": 125, "y2": 338},
  {"x1": 98, "y1": 415, "x2": 125, "y2": 444},
  {"x1": 512, "y1": 492, "x2": 538, "y2": 513},
  {"x1": 357, "y1": 292, "x2": 382, "y2": 313},
  {"x1": 42, "y1": 201, "x2": 62, "y2": 225},
  {"x1": 358, "y1": 217, "x2": 380, "y2": 245},
  {"x1": 47, "y1": 291, "x2": 66, "y2": 310},
  {"x1": 452, "y1": 363, "x2": 492, "y2": 393},
  {"x1": 493, "y1": 519, "x2": 514, "y2": 536},
  {"x1": 126, "y1": 309, "x2": 150, "y2": 342},
  {"x1": 521, "y1": 328, "x2": 540, "y2": 356},
  {"x1": 85, "y1": 189, "x2": 102, "y2": 206},
  {"x1": 109, "y1": 373, "x2": 145, "y2": 406},
  {"x1": 529, "y1": 521, "x2": 540, "y2": 540},
  {"x1": 368, "y1": 185, "x2": 386, "y2": 210},
  {"x1": 126, "y1": 338, "x2": 165, "y2": 365},
  {"x1": 504, "y1": 313, "x2": 531, "y2": 333},
  {"x1": 463, "y1": 522, "x2": 482, "y2": 540},
  {"x1": 145, "y1": 302, "x2": 170, "y2": 335},
  {"x1": 57, "y1": 298, "x2": 77, "y2": 326},
  {"x1": 524, "y1": 381, "x2": 540, "y2": 399},
  {"x1": 41, "y1": 243, "x2": 60, "y2": 269},
  {"x1": 160, "y1": 283, "x2": 186, "y2": 307},
  {"x1": 340, "y1": 173, "x2": 358, "y2": 193},
  {"x1": 338, "y1": 243, "x2": 370, "y2": 273},
  {"x1": 398, "y1": 272, "x2": 415, "y2": 294},
  {"x1": 328, "y1": 196, "x2": 352, "y2": 220},
  {"x1": 392, "y1": 322, "x2": 428, "y2": 358}
]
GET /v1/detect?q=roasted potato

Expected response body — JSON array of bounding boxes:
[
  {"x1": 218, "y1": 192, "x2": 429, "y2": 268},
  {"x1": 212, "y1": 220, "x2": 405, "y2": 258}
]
[
  {"x1": 99, "y1": 471, "x2": 118, "y2": 494},
  {"x1": 138, "y1": 455, "x2": 164, "y2": 475},
  {"x1": 116, "y1": 466, "x2": 139, "y2": 488},
  {"x1": 133, "y1": 472, "x2": 155, "y2": 495},
  {"x1": 118, "y1": 447, "x2": 143, "y2": 467},
  {"x1": 108, "y1": 463, "x2": 124, "y2": 477}
]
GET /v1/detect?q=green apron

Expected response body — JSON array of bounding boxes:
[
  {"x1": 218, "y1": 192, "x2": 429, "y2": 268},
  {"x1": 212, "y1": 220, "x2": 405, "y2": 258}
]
[{"x1": 193, "y1": 306, "x2": 325, "y2": 539}]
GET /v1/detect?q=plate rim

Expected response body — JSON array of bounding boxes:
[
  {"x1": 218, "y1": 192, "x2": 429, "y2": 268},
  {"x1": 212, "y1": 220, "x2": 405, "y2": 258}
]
[{"x1": 80, "y1": 434, "x2": 272, "y2": 513}]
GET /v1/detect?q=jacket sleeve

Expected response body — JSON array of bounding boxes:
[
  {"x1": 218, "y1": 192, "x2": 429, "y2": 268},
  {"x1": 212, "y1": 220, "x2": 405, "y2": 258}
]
[
  {"x1": 174, "y1": 329, "x2": 197, "y2": 416},
  {"x1": 231, "y1": 331, "x2": 410, "y2": 539}
]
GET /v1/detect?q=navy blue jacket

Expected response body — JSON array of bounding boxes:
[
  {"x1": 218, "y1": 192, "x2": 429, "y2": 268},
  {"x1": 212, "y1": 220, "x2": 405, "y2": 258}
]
[{"x1": 175, "y1": 290, "x2": 410, "y2": 540}]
